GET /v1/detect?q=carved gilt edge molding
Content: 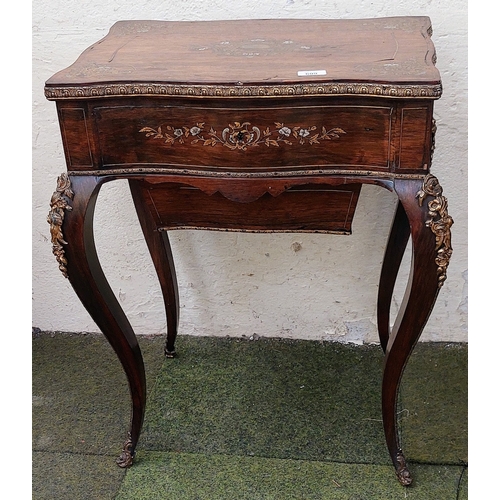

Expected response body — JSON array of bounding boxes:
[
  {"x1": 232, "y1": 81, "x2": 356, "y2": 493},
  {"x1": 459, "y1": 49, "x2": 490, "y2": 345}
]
[
  {"x1": 416, "y1": 173, "x2": 453, "y2": 287},
  {"x1": 158, "y1": 226, "x2": 351, "y2": 235},
  {"x1": 67, "y1": 168, "x2": 427, "y2": 180},
  {"x1": 47, "y1": 173, "x2": 74, "y2": 278},
  {"x1": 44, "y1": 81, "x2": 442, "y2": 100},
  {"x1": 140, "y1": 121, "x2": 346, "y2": 150}
]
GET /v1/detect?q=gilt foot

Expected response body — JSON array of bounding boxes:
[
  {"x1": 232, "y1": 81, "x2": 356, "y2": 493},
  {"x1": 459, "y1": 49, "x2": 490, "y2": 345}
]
[
  {"x1": 116, "y1": 434, "x2": 135, "y2": 468},
  {"x1": 395, "y1": 452, "x2": 413, "y2": 486},
  {"x1": 164, "y1": 348, "x2": 177, "y2": 359}
]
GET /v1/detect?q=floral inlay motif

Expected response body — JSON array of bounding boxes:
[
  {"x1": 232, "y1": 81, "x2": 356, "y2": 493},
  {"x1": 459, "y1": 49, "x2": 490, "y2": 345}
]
[
  {"x1": 416, "y1": 174, "x2": 453, "y2": 288},
  {"x1": 139, "y1": 121, "x2": 346, "y2": 150}
]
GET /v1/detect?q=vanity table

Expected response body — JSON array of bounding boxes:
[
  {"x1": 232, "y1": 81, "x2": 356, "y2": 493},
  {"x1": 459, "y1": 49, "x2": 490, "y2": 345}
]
[{"x1": 45, "y1": 17, "x2": 453, "y2": 486}]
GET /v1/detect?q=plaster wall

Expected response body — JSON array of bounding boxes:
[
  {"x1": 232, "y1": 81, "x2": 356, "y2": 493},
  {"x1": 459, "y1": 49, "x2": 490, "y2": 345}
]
[{"x1": 32, "y1": 0, "x2": 468, "y2": 344}]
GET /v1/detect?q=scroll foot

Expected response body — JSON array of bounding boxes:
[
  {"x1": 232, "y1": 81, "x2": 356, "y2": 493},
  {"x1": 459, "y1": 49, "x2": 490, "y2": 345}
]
[
  {"x1": 116, "y1": 434, "x2": 135, "y2": 468},
  {"x1": 395, "y1": 452, "x2": 412, "y2": 486}
]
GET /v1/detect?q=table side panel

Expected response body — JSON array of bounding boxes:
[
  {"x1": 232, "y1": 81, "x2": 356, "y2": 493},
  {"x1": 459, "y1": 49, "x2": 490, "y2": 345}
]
[
  {"x1": 58, "y1": 107, "x2": 94, "y2": 169},
  {"x1": 398, "y1": 104, "x2": 434, "y2": 171}
]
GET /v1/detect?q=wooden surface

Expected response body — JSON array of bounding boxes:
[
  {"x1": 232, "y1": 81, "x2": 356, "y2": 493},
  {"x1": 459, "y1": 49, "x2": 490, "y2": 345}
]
[
  {"x1": 55, "y1": 96, "x2": 434, "y2": 175},
  {"x1": 45, "y1": 17, "x2": 440, "y2": 93},
  {"x1": 45, "y1": 16, "x2": 451, "y2": 486},
  {"x1": 136, "y1": 182, "x2": 361, "y2": 234}
]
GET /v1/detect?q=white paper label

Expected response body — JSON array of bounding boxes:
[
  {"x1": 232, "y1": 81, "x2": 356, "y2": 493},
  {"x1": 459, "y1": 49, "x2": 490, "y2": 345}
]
[{"x1": 297, "y1": 70, "x2": 327, "y2": 77}]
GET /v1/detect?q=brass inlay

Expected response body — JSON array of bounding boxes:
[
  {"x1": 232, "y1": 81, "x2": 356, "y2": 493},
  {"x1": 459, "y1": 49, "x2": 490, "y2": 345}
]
[
  {"x1": 139, "y1": 121, "x2": 346, "y2": 150},
  {"x1": 416, "y1": 173, "x2": 453, "y2": 287},
  {"x1": 47, "y1": 173, "x2": 74, "y2": 278},
  {"x1": 158, "y1": 226, "x2": 351, "y2": 235},
  {"x1": 44, "y1": 81, "x2": 442, "y2": 100},
  {"x1": 67, "y1": 168, "x2": 426, "y2": 180}
]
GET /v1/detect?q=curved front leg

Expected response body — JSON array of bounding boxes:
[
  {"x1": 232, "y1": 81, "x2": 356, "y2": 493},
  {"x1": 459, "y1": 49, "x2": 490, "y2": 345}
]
[
  {"x1": 128, "y1": 180, "x2": 180, "y2": 358},
  {"x1": 48, "y1": 173, "x2": 146, "y2": 468},
  {"x1": 382, "y1": 174, "x2": 453, "y2": 485}
]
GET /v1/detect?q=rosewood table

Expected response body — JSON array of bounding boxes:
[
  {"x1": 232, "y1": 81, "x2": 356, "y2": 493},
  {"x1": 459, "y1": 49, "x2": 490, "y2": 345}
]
[{"x1": 45, "y1": 17, "x2": 453, "y2": 486}]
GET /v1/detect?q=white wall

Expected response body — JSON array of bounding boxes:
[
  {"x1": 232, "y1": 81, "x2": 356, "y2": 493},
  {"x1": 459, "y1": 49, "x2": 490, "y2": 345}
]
[{"x1": 32, "y1": 0, "x2": 468, "y2": 343}]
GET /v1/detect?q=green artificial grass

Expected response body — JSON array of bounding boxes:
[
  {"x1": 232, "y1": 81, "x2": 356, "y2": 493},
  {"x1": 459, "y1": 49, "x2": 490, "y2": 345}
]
[
  {"x1": 115, "y1": 451, "x2": 466, "y2": 500},
  {"x1": 33, "y1": 333, "x2": 467, "y2": 499},
  {"x1": 32, "y1": 451, "x2": 125, "y2": 500},
  {"x1": 400, "y1": 343, "x2": 468, "y2": 464},
  {"x1": 33, "y1": 332, "x2": 166, "y2": 456},
  {"x1": 141, "y1": 336, "x2": 388, "y2": 464}
]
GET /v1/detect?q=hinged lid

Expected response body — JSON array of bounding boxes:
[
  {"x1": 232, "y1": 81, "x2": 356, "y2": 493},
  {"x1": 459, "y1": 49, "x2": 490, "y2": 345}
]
[{"x1": 45, "y1": 17, "x2": 441, "y2": 100}]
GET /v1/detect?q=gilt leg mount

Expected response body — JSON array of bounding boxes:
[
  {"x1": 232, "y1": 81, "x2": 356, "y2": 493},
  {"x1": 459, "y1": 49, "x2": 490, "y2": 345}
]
[
  {"x1": 416, "y1": 173, "x2": 454, "y2": 287},
  {"x1": 47, "y1": 173, "x2": 74, "y2": 278}
]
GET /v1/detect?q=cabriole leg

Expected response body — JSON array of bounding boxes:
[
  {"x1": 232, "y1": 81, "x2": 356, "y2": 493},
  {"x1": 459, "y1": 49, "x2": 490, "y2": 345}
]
[
  {"x1": 128, "y1": 180, "x2": 180, "y2": 358},
  {"x1": 48, "y1": 173, "x2": 147, "y2": 467},
  {"x1": 381, "y1": 174, "x2": 453, "y2": 485},
  {"x1": 377, "y1": 201, "x2": 411, "y2": 353}
]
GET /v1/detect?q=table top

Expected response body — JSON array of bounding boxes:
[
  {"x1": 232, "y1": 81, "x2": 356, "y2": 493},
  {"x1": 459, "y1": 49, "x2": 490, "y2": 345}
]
[{"x1": 45, "y1": 17, "x2": 441, "y2": 100}]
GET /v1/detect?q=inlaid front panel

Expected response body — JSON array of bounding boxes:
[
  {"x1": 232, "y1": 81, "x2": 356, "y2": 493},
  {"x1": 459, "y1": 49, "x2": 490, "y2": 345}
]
[{"x1": 93, "y1": 104, "x2": 393, "y2": 172}]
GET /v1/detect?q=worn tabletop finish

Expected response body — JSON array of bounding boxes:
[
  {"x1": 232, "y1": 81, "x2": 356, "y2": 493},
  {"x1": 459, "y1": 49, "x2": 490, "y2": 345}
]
[
  {"x1": 45, "y1": 17, "x2": 441, "y2": 97},
  {"x1": 46, "y1": 17, "x2": 453, "y2": 487}
]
